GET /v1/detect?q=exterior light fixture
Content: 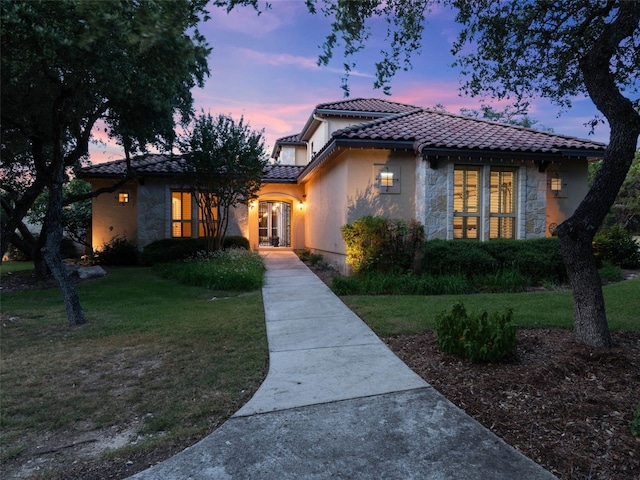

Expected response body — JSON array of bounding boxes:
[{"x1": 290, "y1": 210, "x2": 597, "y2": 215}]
[
  {"x1": 376, "y1": 165, "x2": 399, "y2": 193},
  {"x1": 117, "y1": 191, "x2": 129, "y2": 206},
  {"x1": 298, "y1": 200, "x2": 304, "y2": 210},
  {"x1": 549, "y1": 172, "x2": 563, "y2": 197}
]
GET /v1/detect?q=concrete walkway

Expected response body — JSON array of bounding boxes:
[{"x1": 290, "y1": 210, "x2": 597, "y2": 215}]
[{"x1": 131, "y1": 251, "x2": 556, "y2": 479}]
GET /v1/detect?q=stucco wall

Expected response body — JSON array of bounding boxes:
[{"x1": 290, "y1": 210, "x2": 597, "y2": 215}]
[
  {"x1": 545, "y1": 160, "x2": 589, "y2": 236},
  {"x1": 304, "y1": 148, "x2": 418, "y2": 273},
  {"x1": 91, "y1": 179, "x2": 138, "y2": 250}
]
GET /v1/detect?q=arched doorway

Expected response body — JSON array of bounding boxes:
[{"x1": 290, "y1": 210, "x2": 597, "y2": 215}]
[{"x1": 258, "y1": 201, "x2": 291, "y2": 247}]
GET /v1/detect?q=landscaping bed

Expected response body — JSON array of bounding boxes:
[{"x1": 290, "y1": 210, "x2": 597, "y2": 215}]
[{"x1": 385, "y1": 328, "x2": 640, "y2": 480}]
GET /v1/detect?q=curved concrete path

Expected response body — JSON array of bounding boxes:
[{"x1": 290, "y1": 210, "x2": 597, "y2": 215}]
[{"x1": 131, "y1": 251, "x2": 556, "y2": 479}]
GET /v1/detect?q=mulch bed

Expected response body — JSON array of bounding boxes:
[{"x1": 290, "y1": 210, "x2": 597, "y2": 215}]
[{"x1": 385, "y1": 329, "x2": 640, "y2": 480}]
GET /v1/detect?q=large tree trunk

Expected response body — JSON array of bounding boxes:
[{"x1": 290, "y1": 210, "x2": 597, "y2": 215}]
[
  {"x1": 42, "y1": 165, "x2": 86, "y2": 326},
  {"x1": 556, "y1": 2, "x2": 640, "y2": 347}
]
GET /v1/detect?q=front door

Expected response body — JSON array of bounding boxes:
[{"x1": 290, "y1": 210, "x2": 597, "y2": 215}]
[{"x1": 258, "y1": 201, "x2": 291, "y2": 247}]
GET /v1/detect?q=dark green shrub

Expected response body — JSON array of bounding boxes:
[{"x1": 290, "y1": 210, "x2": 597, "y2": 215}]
[
  {"x1": 422, "y1": 238, "x2": 566, "y2": 286},
  {"x1": 94, "y1": 236, "x2": 139, "y2": 266},
  {"x1": 141, "y1": 236, "x2": 249, "y2": 265},
  {"x1": 598, "y1": 261, "x2": 622, "y2": 282},
  {"x1": 422, "y1": 239, "x2": 497, "y2": 276},
  {"x1": 473, "y1": 269, "x2": 528, "y2": 293},
  {"x1": 223, "y1": 236, "x2": 250, "y2": 250},
  {"x1": 435, "y1": 302, "x2": 517, "y2": 363},
  {"x1": 593, "y1": 226, "x2": 640, "y2": 268}
]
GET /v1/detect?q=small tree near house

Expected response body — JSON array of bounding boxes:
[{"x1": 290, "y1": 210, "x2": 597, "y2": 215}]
[{"x1": 180, "y1": 113, "x2": 268, "y2": 252}]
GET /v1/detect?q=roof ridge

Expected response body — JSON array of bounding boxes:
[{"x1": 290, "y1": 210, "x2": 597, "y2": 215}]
[{"x1": 315, "y1": 97, "x2": 420, "y2": 112}]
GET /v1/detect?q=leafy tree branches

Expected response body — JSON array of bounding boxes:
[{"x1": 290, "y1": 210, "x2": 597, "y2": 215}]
[{"x1": 179, "y1": 113, "x2": 268, "y2": 252}]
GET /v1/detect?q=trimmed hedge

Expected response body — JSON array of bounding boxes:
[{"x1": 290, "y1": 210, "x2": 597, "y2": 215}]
[
  {"x1": 421, "y1": 237, "x2": 567, "y2": 285},
  {"x1": 141, "y1": 236, "x2": 249, "y2": 265}
]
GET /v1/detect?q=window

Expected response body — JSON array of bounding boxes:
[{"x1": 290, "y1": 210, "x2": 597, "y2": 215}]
[
  {"x1": 453, "y1": 167, "x2": 480, "y2": 239},
  {"x1": 489, "y1": 169, "x2": 516, "y2": 239},
  {"x1": 171, "y1": 191, "x2": 192, "y2": 237}
]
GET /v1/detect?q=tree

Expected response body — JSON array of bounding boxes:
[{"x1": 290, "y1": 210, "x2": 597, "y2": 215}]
[
  {"x1": 1, "y1": 0, "x2": 211, "y2": 325},
  {"x1": 458, "y1": 104, "x2": 552, "y2": 131},
  {"x1": 179, "y1": 113, "x2": 268, "y2": 252},
  {"x1": 28, "y1": 178, "x2": 93, "y2": 250}
]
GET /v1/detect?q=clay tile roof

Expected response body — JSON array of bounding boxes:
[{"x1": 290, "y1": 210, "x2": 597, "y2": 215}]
[
  {"x1": 271, "y1": 133, "x2": 305, "y2": 159},
  {"x1": 315, "y1": 98, "x2": 419, "y2": 115},
  {"x1": 333, "y1": 109, "x2": 607, "y2": 155},
  {"x1": 79, "y1": 154, "x2": 188, "y2": 177},
  {"x1": 262, "y1": 164, "x2": 305, "y2": 182},
  {"x1": 275, "y1": 133, "x2": 304, "y2": 145},
  {"x1": 80, "y1": 153, "x2": 303, "y2": 183}
]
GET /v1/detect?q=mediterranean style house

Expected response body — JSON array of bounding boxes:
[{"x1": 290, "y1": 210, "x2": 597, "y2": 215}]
[{"x1": 81, "y1": 98, "x2": 607, "y2": 273}]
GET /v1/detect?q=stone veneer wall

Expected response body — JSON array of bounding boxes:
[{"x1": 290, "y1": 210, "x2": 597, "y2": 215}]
[
  {"x1": 137, "y1": 179, "x2": 167, "y2": 248},
  {"x1": 419, "y1": 160, "x2": 548, "y2": 241},
  {"x1": 522, "y1": 166, "x2": 547, "y2": 238},
  {"x1": 421, "y1": 161, "x2": 449, "y2": 240}
]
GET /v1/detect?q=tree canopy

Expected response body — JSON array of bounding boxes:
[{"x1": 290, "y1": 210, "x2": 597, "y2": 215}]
[
  {"x1": 1, "y1": 0, "x2": 211, "y2": 325},
  {"x1": 179, "y1": 113, "x2": 268, "y2": 252}
]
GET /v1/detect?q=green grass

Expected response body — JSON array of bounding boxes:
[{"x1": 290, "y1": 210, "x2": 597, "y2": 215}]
[
  {"x1": 0, "y1": 260, "x2": 34, "y2": 274},
  {"x1": 342, "y1": 277, "x2": 640, "y2": 336},
  {"x1": 0, "y1": 266, "x2": 267, "y2": 471}
]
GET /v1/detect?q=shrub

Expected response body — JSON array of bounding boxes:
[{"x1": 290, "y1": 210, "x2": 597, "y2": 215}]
[
  {"x1": 341, "y1": 216, "x2": 424, "y2": 275},
  {"x1": 422, "y1": 239, "x2": 497, "y2": 276},
  {"x1": 341, "y1": 216, "x2": 388, "y2": 274},
  {"x1": 598, "y1": 261, "x2": 622, "y2": 282},
  {"x1": 593, "y1": 226, "x2": 640, "y2": 268},
  {"x1": 422, "y1": 238, "x2": 566, "y2": 286},
  {"x1": 94, "y1": 236, "x2": 138, "y2": 266},
  {"x1": 154, "y1": 248, "x2": 265, "y2": 291},
  {"x1": 435, "y1": 302, "x2": 517, "y2": 363},
  {"x1": 140, "y1": 236, "x2": 249, "y2": 265}
]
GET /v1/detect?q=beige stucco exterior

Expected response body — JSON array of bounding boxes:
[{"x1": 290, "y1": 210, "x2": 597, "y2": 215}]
[{"x1": 90, "y1": 179, "x2": 139, "y2": 248}]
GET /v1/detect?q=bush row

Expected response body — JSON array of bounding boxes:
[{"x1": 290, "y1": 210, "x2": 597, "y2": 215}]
[
  {"x1": 420, "y1": 237, "x2": 567, "y2": 284},
  {"x1": 93, "y1": 235, "x2": 250, "y2": 266}
]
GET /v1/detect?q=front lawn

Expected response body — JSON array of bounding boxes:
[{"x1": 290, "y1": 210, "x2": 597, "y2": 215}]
[{"x1": 0, "y1": 265, "x2": 268, "y2": 479}]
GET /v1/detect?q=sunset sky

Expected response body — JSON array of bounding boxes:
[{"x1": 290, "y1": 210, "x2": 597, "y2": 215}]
[{"x1": 89, "y1": 0, "x2": 613, "y2": 163}]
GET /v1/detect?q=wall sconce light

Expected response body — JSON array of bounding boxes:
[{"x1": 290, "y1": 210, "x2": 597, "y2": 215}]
[
  {"x1": 376, "y1": 166, "x2": 399, "y2": 193},
  {"x1": 549, "y1": 172, "x2": 564, "y2": 197},
  {"x1": 298, "y1": 200, "x2": 304, "y2": 211},
  {"x1": 117, "y1": 191, "x2": 130, "y2": 206}
]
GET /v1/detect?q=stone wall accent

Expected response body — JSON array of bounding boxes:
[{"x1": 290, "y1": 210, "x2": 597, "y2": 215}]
[
  {"x1": 137, "y1": 180, "x2": 167, "y2": 247},
  {"x1": 422, "y1": 161, "x2": 449, "y2": 239},
  {"x1": 522, "y1": 167, "x2": 547, "y2": 238}
]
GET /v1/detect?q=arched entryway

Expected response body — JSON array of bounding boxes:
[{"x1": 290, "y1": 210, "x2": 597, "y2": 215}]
[{"x1": 258, "y1": 201, "x2": 291, "y2": 247}]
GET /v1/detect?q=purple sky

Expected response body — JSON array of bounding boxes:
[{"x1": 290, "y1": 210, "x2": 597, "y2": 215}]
[{"x1": 89, "y1": 0, "x2": 612, "y2": 163}]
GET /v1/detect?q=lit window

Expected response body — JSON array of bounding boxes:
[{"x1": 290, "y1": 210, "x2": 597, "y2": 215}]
[
  {"x1": 453, "y1": 167, "x2": 480, "y2": 239},
  {"x1": 489, "y1": 169, "x2": 516, "y2": 239},
  {"x1": 118, "y1": 192, "x2": 129, "y2": 204},
  {"x1": 171, "y1": 191, "x2": 192, "y2": 238}
]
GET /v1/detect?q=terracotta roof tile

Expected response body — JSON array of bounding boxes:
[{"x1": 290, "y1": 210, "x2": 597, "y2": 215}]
[
  {"x1": 80, "y1": 154, "x2": 303, "y2": 183},
  {"x1": 333, "y1": 109, "x2": 607, "y2": 154},
  {"x1": 275, "y1": 133, "x2": 304, "y2": 145},
  {"x1": 315, "y1": 98, "x2": 419, "y2": 115}
]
